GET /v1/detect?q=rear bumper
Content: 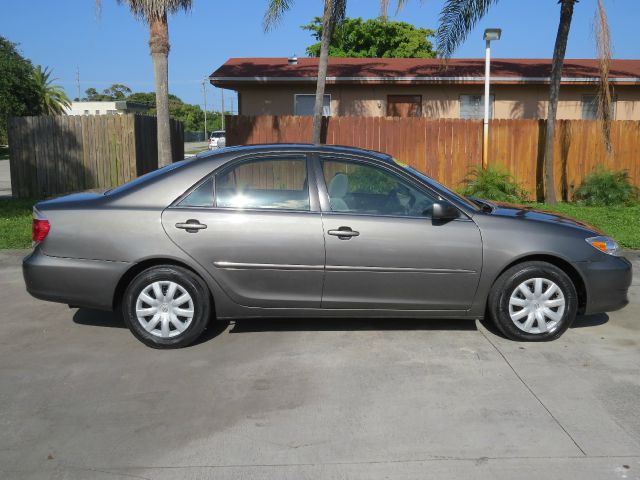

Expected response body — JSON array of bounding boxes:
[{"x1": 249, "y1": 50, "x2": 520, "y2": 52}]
[
  {"x1": 577, "y1": 254, "x2": 632, "y2": 315},
  {"x1": 23, "y1": 248, "x2": 130, "y2": 311}
]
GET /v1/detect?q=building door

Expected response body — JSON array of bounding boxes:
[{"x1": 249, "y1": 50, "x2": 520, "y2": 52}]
[{"x1": 387, "y1": 95, "x2": 422, "y2": 117}]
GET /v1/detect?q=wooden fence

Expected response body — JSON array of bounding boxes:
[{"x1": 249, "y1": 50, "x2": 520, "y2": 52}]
[
  {"x1": 7, "y1": 114, "x2": 184, "y2": 198},
  {"x1": 226, "y1": 116, "x2": 640, "y2": 201}
]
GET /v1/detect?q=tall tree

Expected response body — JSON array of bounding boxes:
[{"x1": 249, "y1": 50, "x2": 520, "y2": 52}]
[
  {"x1": 303, "y1": 16, "x2": 436, "y2": 58},
  {"x1": 265, "y1": 0, "x2": 346, "y2": 144},
  {"x1": 0, "y1": 36, "x2": 41, "y2": 143},
  {"x1": 101, "y1": 0, "x2": 192, "y2": 167},
  {"x1": 33, "y1": 66, "x2": 71, "y2": 115},
  {"x1": 432, "y1": 0, "x2": 611, "y2": 205}
]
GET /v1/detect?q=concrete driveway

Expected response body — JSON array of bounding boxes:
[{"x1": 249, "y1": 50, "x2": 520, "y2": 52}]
[{"x1": 1, "y1": 249, "x2": 639, "y2": 480}]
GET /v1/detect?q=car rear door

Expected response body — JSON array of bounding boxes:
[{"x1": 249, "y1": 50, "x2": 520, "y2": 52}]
[
  {"x1": 162, "y1": 153, "x2": 325, "y2": 308},
  {"x1": 315, "y1": 154, "x2": 482, "y2": 311}
]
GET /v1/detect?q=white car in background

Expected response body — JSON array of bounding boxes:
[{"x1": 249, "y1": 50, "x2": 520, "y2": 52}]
[{"x1": 208, "y1": 130, "x2": 226, "y2": 150}]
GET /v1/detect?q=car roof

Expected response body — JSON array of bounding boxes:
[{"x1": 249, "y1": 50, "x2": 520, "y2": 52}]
[{"x1": 195, "y1": 143, "x2": 394, "y2": 163}]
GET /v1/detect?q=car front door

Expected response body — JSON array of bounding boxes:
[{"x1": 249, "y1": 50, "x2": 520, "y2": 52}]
[
  {"x1": 316, "y1": 155, "x2": 482, "y2": 311},
  {"x1": 162, "y1": 153, "x2": 325, "y2": 308}
]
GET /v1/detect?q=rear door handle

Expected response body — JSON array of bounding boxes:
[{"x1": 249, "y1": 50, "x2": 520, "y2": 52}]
[
  {"x1": 328, "y1": 226, "x2": 360, "y2": 239},
  {"x1": 175, "y1": 219, "x2": 207, "y2": 233}
]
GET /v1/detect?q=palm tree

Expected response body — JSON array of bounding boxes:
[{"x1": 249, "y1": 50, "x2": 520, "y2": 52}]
[
  {"x1": 104, "y1": 0, "x2": 192, "y2": 167},
  {"x1": 33, "y1": 65, "x2": 71, "y2": 115},
  {"x1": 433, "y1": 0, "x2": 585, "y2": 204},
  {"x1": 264, "y1": 0, "x2": 346, "y2": 144}
]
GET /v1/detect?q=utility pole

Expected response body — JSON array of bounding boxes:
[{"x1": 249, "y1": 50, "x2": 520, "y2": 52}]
[
  {"x1": 75, "y1": 67, "x2": 81, "y2": 100},
  {"x1": 202, "y1": 79, "x2": 208, "y2": 141},
  {"x1": 221, "y1": 88, "x2": 225, "y2": 130}
]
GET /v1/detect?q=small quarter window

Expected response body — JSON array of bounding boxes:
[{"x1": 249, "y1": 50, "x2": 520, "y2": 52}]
[{"x1": 178, "y1": 177, "x2": 214, "y2": 207}]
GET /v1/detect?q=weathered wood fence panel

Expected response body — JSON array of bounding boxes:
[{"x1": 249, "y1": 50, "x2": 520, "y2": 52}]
[
  {"x1": 226, "y1": 115, "x2": 640, "y2": 201},
  {"x1": 8, "y1": 114, "x2": 184, "y2": 198}
]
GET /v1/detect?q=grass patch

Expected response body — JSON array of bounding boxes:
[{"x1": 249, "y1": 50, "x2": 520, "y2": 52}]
[
  {"x1": 0, "y1": 198, "x2": 35, "y2": 249},
  {"x1": 530, "y1": 203, "x2": 640, "y2": 249},
  {"x1": 185, "y1": 147, "x2": 209, "y2": 155}
]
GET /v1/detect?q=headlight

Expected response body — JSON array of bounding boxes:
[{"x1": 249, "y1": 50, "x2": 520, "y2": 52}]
[{"x1": 586, "y1": 236, "x2": 621, "y2": 256}]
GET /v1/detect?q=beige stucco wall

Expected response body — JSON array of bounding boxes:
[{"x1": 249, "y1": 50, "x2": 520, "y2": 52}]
[{"x1": 236, "y1": 84, "x2": 640, "y2": 120}]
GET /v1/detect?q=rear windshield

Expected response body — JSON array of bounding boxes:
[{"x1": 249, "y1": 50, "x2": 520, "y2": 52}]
[{"x1": 106, "y1": 160, "x2": 189, "y2": 196}]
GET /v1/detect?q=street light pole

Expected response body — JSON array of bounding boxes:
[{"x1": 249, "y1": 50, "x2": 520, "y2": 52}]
[
  {"x1": 202, "y1": 79, "x2": 208, "y2": 141},
  {"x1": 220, "y1": 88, "x2": 225, "y2": 131},
  {"x1": 482, "y1": 28, "x2": 501, "y2": 169}
]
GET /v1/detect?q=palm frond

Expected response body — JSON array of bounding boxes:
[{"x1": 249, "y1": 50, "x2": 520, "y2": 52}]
[
  {"x1": 263, "y1": 0, "x2": 294, "y2": 32},
  {"x1": 594, "y1": 0, "x2": 613, "y2": 153},
  {"x1": 436, "y1": 0, "x2": 500, "y2": 58},
  {"x1": 331, "y1": 0, "x2": 347, "y2": 27},
  {"x1": 116, "y1": 0, "x2": 192, "y2": 21},
  {"x1": 33, "y1": 65, "x2": 71, "y2": 115}
]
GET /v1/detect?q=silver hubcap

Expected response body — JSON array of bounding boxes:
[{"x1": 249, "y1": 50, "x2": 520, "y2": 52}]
[
  {"x1": 135, "y1": 281, "x2": 194, "y2": 338},
  {"x1": 508, "y1": 278, "x2": 565, "y2": 334}
]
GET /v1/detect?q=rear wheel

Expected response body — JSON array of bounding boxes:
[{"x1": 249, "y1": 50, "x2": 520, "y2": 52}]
[
  {"x1": 489, "y1": 261, "x2": 578, "y2": 341},
  {"x1": 122, "y1": 265, "x2": 211, "y2": 348}
]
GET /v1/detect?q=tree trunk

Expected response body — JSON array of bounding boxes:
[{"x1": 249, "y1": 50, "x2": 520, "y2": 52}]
[
  {"x1": 149, "y1": 14, "x2": 173, "y2": 168},
  {"x1": 543, "y1": 0, "x2": 576, "y2": 204},
  {"x1": 311, "y1": 0, "x2": 333, "y2": 144}
]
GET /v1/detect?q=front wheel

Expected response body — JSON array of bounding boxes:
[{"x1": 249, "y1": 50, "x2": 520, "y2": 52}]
[
  {"x1": 488, "y1": 261, "x2": 578, "y2": 341},
  {"x1": 122, "y1": 265, "x2": 211, "y2": 348}
]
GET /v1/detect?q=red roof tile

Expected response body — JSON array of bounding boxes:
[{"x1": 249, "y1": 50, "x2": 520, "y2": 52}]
[{"x1": 211, "y1": 57, "x2": 640, "y2": 86}]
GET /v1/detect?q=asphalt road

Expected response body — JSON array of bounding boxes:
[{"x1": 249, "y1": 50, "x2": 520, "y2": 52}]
[{"x1": 1, "y1": 249, "x2": 639, "y2": 480}]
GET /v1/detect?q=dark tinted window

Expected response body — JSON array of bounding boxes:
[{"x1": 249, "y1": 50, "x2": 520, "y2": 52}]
[
  {"x1": 322, "y1": 158, "x2": 436, "y2": 217},
  {"x1": 215, "y1": 157, "x2": 309, "y2": 210}
]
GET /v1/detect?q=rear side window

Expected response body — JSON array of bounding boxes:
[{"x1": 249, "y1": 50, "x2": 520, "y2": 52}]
[{"x1": 215, "y1": 157, "x2": 309, "y2": 211}]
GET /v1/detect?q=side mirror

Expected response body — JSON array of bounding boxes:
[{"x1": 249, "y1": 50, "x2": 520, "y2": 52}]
[{"x1": 432, "y1": 201, "x2": 460, "y2": 221}]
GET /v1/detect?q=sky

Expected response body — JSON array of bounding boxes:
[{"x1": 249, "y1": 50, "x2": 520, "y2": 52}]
[{"x1": 1, "y1": 0, "x2": 638, "y2": 110}]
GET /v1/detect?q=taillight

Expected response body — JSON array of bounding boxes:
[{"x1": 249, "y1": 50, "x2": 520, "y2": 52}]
[{"x1": 32, "y1": 219, "x2": 50, "y2": 243}]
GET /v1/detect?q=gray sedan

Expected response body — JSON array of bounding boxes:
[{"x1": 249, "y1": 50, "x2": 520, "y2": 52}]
[{"x1": 23, "y1": 145, "x2": 632, "y2": 348}]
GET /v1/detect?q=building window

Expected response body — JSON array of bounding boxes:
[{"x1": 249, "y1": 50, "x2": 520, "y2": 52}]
[
  {"x1": 294, "y1": 94, "x2": 331, "y2": 116},
  {"x1": 582, "y1": 94, "x2": 616, "y2": 120},
  {"x1": 387, "y1": 95, "x2": 422, "y2": 117},
  {"x1": 459, "y1": 94, "x2": 494, "y2": 119},
  {"x1": 84, "y1": 110, "x2": 89, "y2": 115}
]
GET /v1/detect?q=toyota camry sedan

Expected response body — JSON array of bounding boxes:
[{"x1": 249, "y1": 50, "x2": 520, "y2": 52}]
[{"x1": 23, "y1": 144, "x2": 632, "y2": 348}]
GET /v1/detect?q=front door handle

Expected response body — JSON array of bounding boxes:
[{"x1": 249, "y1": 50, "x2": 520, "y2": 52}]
[
  {"x1": 328, "y1": 226, "x2": 360, "y2": 240},
  {"x1": 175, "y1": 219, "x2": 207, "y2": 233}
]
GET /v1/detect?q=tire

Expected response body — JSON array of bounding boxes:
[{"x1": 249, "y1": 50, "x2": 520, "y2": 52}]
[
  {"x1": 122, "y1": 265, "x2": 211, "y2": 348},
  {"x1": 488, "y1": 261, "x2": 578, "y2": 342}
]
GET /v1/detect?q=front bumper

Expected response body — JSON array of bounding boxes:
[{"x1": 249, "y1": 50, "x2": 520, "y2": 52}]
[
  {"x1": 23, "y1": 247, "x2": 130, "y2": 311},
  {"x1": 576, "y1": 253, "x2": 632, "y2": 315}
]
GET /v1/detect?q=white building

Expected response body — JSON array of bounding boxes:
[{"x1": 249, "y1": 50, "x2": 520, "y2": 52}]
[{"x1": 65, "y1": 101, "x2": 148, "y2": 116}]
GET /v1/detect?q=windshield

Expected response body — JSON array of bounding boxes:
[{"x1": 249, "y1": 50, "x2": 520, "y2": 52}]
[
  {"x1": 395, "y1": 160, "x2": 480, "y2": 212},
  {"x1": 106, "y1": 160, "x2": 189, "y2": 196}
]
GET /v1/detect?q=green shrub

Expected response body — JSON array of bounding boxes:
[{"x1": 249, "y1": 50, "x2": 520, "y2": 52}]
[
  {"x1": 460, "y1": 165, "x2": 528, "y2": 203},
  {"x1": 573, "y1": 167, "x2": 638, "y2": 206}
]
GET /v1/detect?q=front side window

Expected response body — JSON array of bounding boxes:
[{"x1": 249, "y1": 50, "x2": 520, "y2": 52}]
[
  {"x1": 459, "y1": 94, "x2": 494, "y2": 119},
  {"x1": 215, "y1": 157, "x2": 309, "y2": 210},
  {"x1": 322, "y1": 158, "x2": 436, "y2": 217},
  {"x1": 294, "y1": 94, "x2": 331, "y2": 116}
]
